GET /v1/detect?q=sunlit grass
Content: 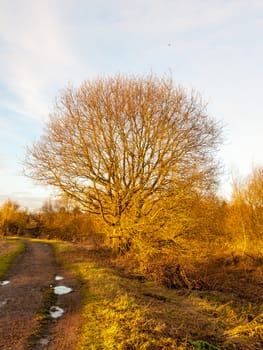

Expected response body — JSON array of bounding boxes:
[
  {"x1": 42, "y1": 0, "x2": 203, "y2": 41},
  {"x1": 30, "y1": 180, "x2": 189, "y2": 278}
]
[
  {"x1": 52, "y1": 243, "x2": 184, "y2": 349},
  {"x1": 51, "y1": 242, "x2": 263, "y2": 349},
  {"x1": 0, "y1": 238, "x2": 25, "y2": 278},
  {"x1": 225, "y1": 312, "x2": 263, "y2": 341}
]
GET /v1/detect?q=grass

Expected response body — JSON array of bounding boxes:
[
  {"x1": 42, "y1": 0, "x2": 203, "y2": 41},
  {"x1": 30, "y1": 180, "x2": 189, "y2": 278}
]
[
  {"x1": 51, "y1": 242, "x2": 263, "y2": 350},
  {"x1": 0, "y1": 238, "x2": 25, "y2": 278},
  {"x1": 52, "y1": 242, "x2": 182, "y2": 349}
]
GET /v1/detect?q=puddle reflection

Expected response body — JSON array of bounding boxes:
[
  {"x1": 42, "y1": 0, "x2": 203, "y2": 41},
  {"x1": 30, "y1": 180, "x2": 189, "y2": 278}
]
[
  {"x1": 55, "y1": 275, "x2": 64, "y2": 281},
  {"x1": 50, "y1": 305, "x2": 64, "y2": 318},
  {"x1": 54, "y1": 285, "x2": 72, "y2": 295},
  {"x1": 39, "y1": 338, "x2": 49, "y2": 345},
  {"x1": 0, "y1": 280, "x2": 10, "y2": 286},
  {"x1": 0, "y1": 300, "x2": 7, "y2": 308}
]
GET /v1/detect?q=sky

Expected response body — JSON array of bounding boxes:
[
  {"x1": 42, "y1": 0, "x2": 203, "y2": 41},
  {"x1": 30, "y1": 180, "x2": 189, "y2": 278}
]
[{"x1": 0, "y1": 0, "x2": 263, "y2": 209}]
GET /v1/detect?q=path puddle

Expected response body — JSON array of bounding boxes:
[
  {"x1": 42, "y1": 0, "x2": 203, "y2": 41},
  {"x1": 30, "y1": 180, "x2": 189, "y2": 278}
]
[
  {"x1": 50, "y1": 306, "x2": 64, "y2": 318},
  {"x1": 54, "y1": 285, "x2": 72, "y2": 295},
  {"x1": 0, "y1": 300, "x2": 7, "y2": 308},
  {"x1": 0, "y1": 280, "x2": 10, "y2": 286},
  {"x1": 55, "y1": 275, "x2": 64, "y2": 281},
  {"x1": 39, "y1": 338, "x2": 49, "y2": 345}
]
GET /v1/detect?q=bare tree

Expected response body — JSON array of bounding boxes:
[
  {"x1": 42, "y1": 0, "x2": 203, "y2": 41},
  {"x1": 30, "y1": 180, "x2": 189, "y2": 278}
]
[{"x1": 25, "y1": 74, "x2": 222, "y2": 246}]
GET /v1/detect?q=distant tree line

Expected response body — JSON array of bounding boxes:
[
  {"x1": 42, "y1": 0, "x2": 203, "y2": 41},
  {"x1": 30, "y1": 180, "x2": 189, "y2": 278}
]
[{"x1": 0, "y1": 197, "x2": 101, "y2": 245}]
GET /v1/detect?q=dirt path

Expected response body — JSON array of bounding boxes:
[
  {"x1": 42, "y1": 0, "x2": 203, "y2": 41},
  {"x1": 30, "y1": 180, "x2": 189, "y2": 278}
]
[{"x1": 0, "y1": 241, "x2": 83, "y2": 350}]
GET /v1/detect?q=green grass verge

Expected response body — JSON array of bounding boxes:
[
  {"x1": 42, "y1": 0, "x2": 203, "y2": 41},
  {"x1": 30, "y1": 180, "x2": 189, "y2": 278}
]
[{"x1": 0, "y1": 239, "x2": 25, "y2": 278}]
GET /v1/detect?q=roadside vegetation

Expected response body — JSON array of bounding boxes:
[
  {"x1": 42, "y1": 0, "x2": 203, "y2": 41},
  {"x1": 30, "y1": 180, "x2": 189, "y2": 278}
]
[
  {"x1": 52, "y1": 240, "x2": 262, "y2": 350},
  {"x1": 0, "y1": 239, "x2": 25, "y2": 279}
]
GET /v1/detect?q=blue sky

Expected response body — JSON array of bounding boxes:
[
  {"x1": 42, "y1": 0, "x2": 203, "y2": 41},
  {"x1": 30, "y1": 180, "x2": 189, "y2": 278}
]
[{"x1": 1, "y1": 0, "x2": 263, "y2": 209}]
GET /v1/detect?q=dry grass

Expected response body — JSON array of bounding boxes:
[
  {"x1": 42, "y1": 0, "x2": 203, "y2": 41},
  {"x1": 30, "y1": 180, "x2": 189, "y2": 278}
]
[{"x1": 52, "y1": 242, "x2": 263, "y2": 349}]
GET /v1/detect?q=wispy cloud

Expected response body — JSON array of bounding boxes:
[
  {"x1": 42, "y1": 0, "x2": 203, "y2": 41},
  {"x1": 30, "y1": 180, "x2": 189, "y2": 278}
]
[
  {"x1": 0, "y1": 0, "x2": 83, "y2": 120},
  {"x1": 1, "y1": 0, "x2": 262, "y2": 122}
]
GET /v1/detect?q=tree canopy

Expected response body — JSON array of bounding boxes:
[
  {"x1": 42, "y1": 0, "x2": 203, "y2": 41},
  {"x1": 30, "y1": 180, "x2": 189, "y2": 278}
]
[{"x1": 25, "y1": 74, "x2": 222, "y2": 245}]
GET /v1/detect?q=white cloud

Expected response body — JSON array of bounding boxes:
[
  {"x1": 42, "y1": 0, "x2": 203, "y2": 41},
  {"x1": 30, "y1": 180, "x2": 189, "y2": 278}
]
[
  {"x1": 82, "y1": 0, "x2": 261, "y2": 35},
  {"x1": 1, "y1": 0, "x2": 262, "y2": 122},
  {"x1": 0, "y1": 191, "x2": 50, "y2": 210},
  {"x1": 0, "y1": 0, "x2": 83, "y2": 120}
]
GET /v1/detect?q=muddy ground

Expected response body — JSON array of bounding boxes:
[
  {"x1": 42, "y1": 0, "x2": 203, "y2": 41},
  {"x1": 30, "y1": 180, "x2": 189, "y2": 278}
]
[{"x1": 0, "y1": 240, "x2": 83, "y2": 350}]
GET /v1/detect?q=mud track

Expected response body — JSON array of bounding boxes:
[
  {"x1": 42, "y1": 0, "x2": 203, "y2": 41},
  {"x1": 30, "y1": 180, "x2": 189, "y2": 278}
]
[{"x1": 0, "y1": 240, "x2": 83, "y2": 349}]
